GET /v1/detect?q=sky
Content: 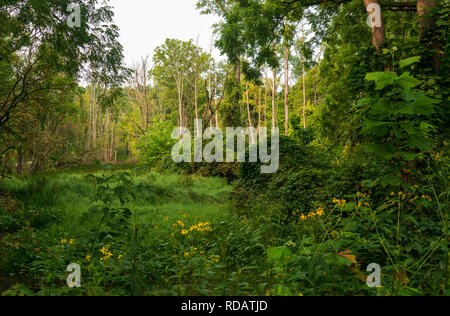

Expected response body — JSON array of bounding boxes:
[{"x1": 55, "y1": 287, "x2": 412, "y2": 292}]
[{"x1": 108, "y1": 0, "x2": 223, "y2": 68}]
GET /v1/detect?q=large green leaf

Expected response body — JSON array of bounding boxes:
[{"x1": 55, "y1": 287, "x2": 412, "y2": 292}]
[
  {"x1": 399, "y1": 56, "x2": 421, "y2": 69},
  {"x1": 365, "y1": 72, "x2": 398, "y2": 90},
  {"x1": 267, "y1": 247, "x2": 293, "y2": 266},
  {"x1": 397, "y1": 72, "x2": 421, "y2": 90}
]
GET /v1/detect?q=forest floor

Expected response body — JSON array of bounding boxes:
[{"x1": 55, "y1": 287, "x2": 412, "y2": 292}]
[{"x1": 1, "y1": 165, "x2": 270, "y2": 295}]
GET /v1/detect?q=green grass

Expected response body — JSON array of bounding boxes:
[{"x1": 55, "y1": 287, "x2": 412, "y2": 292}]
[{"x1": 1, "y1": 164, "x2": 446, "y2": 296}]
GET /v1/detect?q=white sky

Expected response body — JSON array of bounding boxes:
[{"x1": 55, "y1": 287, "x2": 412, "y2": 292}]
[{"x1": 109, "y1": 0, "x2": 223, "y2": 67}]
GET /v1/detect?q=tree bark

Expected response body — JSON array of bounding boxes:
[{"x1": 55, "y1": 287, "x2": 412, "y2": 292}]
[
  {"x1": 284, "y1": 46, "x2": 290, "y2": 136},
  {"x1": 246, "y1": 81, "x2": 256, "y2": 144},
  {"x1": 417, "y1": 0, "x2": 440, "y2": 75},
  {"x1": 17, "y1": 147, "x2": 23, "y2": 175}
]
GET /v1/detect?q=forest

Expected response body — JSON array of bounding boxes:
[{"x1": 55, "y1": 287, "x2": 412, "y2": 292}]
[{"x1": 0, "y1": 0, "x2": 448, "y2": 297}]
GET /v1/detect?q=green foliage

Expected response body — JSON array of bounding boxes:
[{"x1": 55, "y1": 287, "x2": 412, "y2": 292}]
[
  {"x1": 356, "y1": 57, "x2": 441, "y2": 186},
  {"x1": 138, "y1": 121, "x2": 176, "y2": 169}
]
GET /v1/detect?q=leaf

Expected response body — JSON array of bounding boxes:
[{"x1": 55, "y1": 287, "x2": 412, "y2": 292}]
[
  {"x1": 365, "y1": 72, "x2": 398, "y2": 90},
  {"x1": 395, "y1": 271, "x2": 410, "y2": 286},
  {"x1": 399, "y1": 56, "x2": 421, "y2": 69},
  {"x1": 368, "y1": 98, "x2": 391, "y2": 116},
  {"x1": 267, "y1": 247, "x2": 293, "y2": 266},
  {"x1": 409, "y1": 134, "x2": 433, "y2": 151},
  {"x1": 397, "y1": 72, "x2": 420, "y2": 90},
  {"x1": 338, "y1": 250, "x2": 357, "y2": 265},
  {"x1": 399, "y1": 152, "x2": 419, "y2": 161},
  {"x1": 363, "y1": 119, "x2": 390, "y2": 129}
]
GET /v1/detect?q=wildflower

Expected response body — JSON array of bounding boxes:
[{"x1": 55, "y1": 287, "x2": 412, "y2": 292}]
[
  {"x1": 164, "y1": 216, "x2": 169, "y2": 221},
  {"x1": 300, "y1": 214, "x2": 307, "y2": 221},
  {"x1": 86, "y1": 255, "x2": 92, "y2": 261},
  {"x1": 69, "y1": 239, "x2": 75, "y2": 245},
  {"x1": 184, "y1": 252, "x2": 190, "y2": 257},
  {"x1": 177, "y1": 221, "x2": 184, "y2": 228},
  {"x1": 391, "y1": 192, "x2": 395, "y2": 196},
  {"x1": 181, "y1": 229, "x2": 189, "y2": 235},
  {"x1": 61, "y1": 238, "x2": 67, "y2": 244},
  {"x1": 118, "y1": 255, "x2": 123, "y2": 260}
]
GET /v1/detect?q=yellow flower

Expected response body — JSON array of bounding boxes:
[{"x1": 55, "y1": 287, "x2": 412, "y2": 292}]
[
  {"x1": 69, "y1": 239, "x2": 75, "y2": 244},
  {"x1": 300, "y1": 214, "x2": 307, "y2": 221},
  {"x1": 298, "y1": 293, "x2": 304, "y2": 297},
  {"x1": 181, "y1": 229, "x2": 189, "y2": 235},
  {"x1": 61, "y1": 238, "x2": 67, "y2": 244},
  {"x1": 85, "y1": 255, "x2": 92, "y2": 261},
  {"x1": 184, "y1": 252, "x2": 190, "y2": 257},
  {"x1": 177, "y1": 221, "x2": 184, "y2": 228},
  {"x1": 118, "y1": 255, "x2": 123, "y2": 260},
  {"x1": 391, "y1": 192, "x2": 395, "y2": 196},
  {"x1": 164, "y1": 216, "x2": 169, "y2": 221}
]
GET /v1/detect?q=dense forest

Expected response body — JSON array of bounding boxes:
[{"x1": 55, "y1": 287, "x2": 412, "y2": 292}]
[{"x1": 0, "y1": 0, "x2": 448, "y2": 297}]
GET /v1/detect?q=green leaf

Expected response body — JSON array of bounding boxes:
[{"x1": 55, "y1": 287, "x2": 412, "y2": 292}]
[
  {"x1": 267, "y1": 247, "x2": 293, "y2": 266},
  {"x1": 365, "y1": 72, "x2": 398, "y2": 90},
  {"x1": 409, "y1": 134, "x2": 433, "y2": 151},
  {"x1": 399, "y1": 152, "x2": 419, "y2": 161},
  {"x1": 399, "y1": 56, "x2": 421, "y2": 69},
  {"x1": 397, "y1": 72, "x2": 420, "y2": 90},
  {"x1": 368, "y1": 98, "x2": 391, "y2": 116},
  {"x1": 364, "y1": 119, "x2": 390, "y2": 128}
]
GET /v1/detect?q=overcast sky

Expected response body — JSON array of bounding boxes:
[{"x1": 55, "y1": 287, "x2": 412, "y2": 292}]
[{"x1": 108, "y1": 0, "x2": 223, "y2": 67}]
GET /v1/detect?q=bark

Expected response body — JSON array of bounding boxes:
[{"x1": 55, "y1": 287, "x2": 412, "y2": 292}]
[
  {"x1": 417, "y1": 0, "x2": 440, "y2": 75},
  {"x1": 17, "y1": 147, "x2": 23, "y2": 175},
  {"x1": 272, "y1": 68, "x2": 277, "y2": 129},
  {"x1": 246, "y1": 82, "x2": 256, "y2": 144},
  {"x1": 284, "y1": 46, "x2": 290, "y2": 136}
]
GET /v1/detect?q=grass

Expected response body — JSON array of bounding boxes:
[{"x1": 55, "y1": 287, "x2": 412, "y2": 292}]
[
  {"x1": 0, "y1": 165, "x2": 259, "y2": 295},
  {"x1": 0, "y1": 164, "x2": 447, "y2": 296}
]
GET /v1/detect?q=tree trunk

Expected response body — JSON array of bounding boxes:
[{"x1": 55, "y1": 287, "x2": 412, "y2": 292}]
[
  {"x1": 215, "y1": 72, "x2": 219, "y2": 128},
  {"x1": 417, "y1": 0, "x2": 440, "y2": 75},
  {"x1": 246, "y1": 81, "x2": 255, "y2": 144},
  {"x1": 17, "y1": 147, "x2": 23, "y2": 175},
  {"x1": 284, "y1": 46, "x2": 290, "y2": 136},
  {"x1": 302, "y1": 62, "x2": 307, "y2": 130},
  {"x1": 272, "y1": 68, "x2": 277, "y2": 129}
]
